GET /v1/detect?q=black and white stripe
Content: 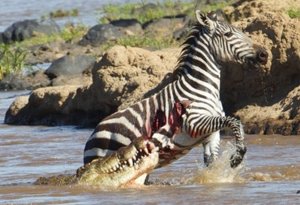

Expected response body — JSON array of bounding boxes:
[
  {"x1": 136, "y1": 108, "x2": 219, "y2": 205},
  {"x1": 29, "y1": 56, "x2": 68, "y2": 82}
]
[{"x1": 84, "y1": 10, "x2": 267, "y2": 168}]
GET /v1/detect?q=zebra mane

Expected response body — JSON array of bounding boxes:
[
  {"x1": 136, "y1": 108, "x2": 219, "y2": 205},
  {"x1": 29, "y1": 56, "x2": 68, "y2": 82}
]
[
  {"x1": 173, "y1": 24, "x2": 207, "y2": 79},
  {"x1": 143, "y1": 24, "x2": 208, "y2": 98}
]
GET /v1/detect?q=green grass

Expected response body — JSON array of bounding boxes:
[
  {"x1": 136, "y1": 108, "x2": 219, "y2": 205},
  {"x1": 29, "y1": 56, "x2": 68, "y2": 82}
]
[
  {"x1": 59, "y1": 24, "x2": 87, "y2": 42},
  {"x1": 101, "y1": 35, "x2": 179, "y2": 51},
  {"x1": 0, "y1": 44, "x2": 27, "y2": 80},
  {"x1": 287, "y1": 8, "x2": 300, "y2": 19}
]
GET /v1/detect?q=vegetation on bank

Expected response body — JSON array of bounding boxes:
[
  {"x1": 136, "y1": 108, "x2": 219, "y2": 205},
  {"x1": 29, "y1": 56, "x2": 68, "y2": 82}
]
[
  {"x1": 18, "y1": 24, "x2": 87, "y2": 47},
  {"x1": 287, "y1": 8, "x2": 300, "y2": 19},
  {"x1": 0, "y1": 44, "x2": 26, "y2": 80},
  {"x1": 49, "y1": 9, "x2": 79, "y2": 18},
  {"x1": 0, "y1": 24, "x2": 86, "y2": 79},
  {"x1": 99, "y1": 0, "x2": 193, "y2": 24},
  {"x1": 98, "y1": 0, "x2": 234, "y2": 50},
  {"x1": 99, "y1": 0, "x2": 234, "y2": 24},
  {"x1": 101, "y1": 35, "x2": 179, "y2": 51},
  {"x1": 41, "y1": 8, "x2": 79, "y2": 20}
]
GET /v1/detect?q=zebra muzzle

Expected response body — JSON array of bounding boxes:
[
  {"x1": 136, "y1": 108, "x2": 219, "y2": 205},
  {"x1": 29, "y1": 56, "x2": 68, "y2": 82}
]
[{"x1": 256, "y1": 48, "x2": 268, "y2": 65}]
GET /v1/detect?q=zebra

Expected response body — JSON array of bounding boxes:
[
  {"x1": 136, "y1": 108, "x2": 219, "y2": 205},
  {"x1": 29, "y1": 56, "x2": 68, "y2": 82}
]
[{"x1": 83, "y1": 10, "x2": 268, "y2": 183}]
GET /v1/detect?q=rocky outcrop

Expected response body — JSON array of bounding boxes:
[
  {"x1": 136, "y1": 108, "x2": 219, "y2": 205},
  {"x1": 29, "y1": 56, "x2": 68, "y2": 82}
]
[
  {"x1": 235, "y1": 85, "x2": 300, "y2": 135},
  {"x1": 0, "y1": 70, "x2": 50, "y2": 90},
  {"x1": 0, "y1": 19, "x2": 59, "y2": 44},
  {"x1": 44, "y1": 54, "x2": 95, "y2": 87},
  {"x1": 79, "y1": 21, "x2": 143, "y2": 47},
  {"x1": 78, "y1": 24, "x2": 126, "y2": 47},
  {"x1": 45, "y1": 54, "x2": 96, "y2": 79},
  {"x1": 143, "y1": 15, "x2": 190, "y2": 38},
  {"x1": 5, "y1": 46, "x2": 179, "y2": 126}
]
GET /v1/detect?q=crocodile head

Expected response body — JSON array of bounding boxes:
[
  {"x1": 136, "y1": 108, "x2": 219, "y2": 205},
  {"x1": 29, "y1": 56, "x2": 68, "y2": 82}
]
[{"x1": 76, "y1": 137, "x2": 159, "y2": 188}]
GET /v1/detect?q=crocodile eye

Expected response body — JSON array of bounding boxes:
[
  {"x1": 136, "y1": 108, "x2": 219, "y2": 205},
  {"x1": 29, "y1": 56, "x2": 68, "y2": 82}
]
[{"x1": 224, "y1": 32, "x2": 233, "y2": 37}]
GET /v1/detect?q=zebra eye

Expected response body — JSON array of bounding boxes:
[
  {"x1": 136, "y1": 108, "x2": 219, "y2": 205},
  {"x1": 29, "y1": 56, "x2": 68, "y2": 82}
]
[{"x1": 224, "y1": 32, "x2": 233, "y2": 37}]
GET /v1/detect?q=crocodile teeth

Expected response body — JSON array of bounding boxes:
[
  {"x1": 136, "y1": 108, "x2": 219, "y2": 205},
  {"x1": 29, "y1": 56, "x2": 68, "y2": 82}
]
[
  {"x1": 128, "y1": 158, "x2": 134, "y2": 167},
  {"x1": 144, "y1": 147, "x2": 149, "y2": 155},
  {"x1": 132, "y1": 154, "x2": 137, "y2": 161}
]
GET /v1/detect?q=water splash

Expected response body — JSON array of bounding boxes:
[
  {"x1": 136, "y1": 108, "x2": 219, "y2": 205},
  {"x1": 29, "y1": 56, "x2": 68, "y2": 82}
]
[
  {"x1": 191, "y1": 142, "x2": 246, "y2": 184},
  {"x1": 246, "y1": 165, "x2": 300, "y2": 182}
]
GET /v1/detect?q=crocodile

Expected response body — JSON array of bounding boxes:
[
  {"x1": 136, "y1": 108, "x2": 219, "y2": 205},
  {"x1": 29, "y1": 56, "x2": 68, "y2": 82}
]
[
  {"x1": 76, "y1": 137, "x2": 159, "y2": 188},
  {"x1": 34, "y1": 138, "x2": 159, "y2": 188},
  {"x1": 35, "y1": 101, "x2": 189, "y2": 188}
]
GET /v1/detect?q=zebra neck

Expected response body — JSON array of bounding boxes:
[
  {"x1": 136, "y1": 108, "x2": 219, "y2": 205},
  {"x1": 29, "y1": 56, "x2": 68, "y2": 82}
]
[{"x1": 175, "y1": 30, "x2": 221, "y2": 100}]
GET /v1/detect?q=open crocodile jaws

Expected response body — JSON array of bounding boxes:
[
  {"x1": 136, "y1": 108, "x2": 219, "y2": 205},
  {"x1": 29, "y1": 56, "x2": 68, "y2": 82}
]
[{"x1": 76, "y1": 137, "x2": 159, "y2": 188}]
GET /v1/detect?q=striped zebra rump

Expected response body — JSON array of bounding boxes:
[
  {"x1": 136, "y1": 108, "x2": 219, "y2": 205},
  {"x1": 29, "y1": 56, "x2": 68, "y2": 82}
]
[
  {"x1": 84, "y1": 97, "x2": 157, "y2": 164},
  {"x1": 83, "y1": 93, "x2": 178, "y2": 165}
]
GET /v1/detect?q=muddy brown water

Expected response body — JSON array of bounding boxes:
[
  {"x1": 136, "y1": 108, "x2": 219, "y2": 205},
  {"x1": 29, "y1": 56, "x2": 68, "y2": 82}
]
[{"x1": 1, "y1": 91, "x2": 300, "y2": 204}]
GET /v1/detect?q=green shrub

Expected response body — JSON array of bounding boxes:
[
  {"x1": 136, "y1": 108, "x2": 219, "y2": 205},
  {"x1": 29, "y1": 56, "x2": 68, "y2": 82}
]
[
  {"x1": 287, "y1": 8, "x2": 300, "y2": 19},
  {"x1": 60, "y1": 24, "x2": 87, "y2": 42},
  {"x1": 0, "y1": 44, "x2": 27, "y2": 80},
  {"x1": 49, "y1": 9, "x2": 79, "y2": 18}
]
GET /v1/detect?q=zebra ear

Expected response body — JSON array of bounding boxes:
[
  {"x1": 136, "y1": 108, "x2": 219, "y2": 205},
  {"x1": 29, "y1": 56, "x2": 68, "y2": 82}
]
[{"x1": 195, "y1": 10, "x2": 215, "y2": 31}]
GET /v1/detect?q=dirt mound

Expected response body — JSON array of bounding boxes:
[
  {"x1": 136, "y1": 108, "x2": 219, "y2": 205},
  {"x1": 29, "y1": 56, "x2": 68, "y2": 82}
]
[{"x1": 90, "y1": 45, "x2": 179, "y2": 110}]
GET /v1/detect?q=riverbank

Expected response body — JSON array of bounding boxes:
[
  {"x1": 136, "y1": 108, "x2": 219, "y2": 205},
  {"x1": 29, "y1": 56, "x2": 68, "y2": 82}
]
[{"x1": 1, "y1": 0, "x2": 300, "y2": 135}]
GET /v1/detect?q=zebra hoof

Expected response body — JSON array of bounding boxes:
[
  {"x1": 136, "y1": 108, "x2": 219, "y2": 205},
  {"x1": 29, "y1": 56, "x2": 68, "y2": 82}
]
[
  {"x1": 204, "y1": 154, "x2": 214, "y2": 167},
  {"x1": 230, "y1": 146, "x2": 247, "y2": 168}
]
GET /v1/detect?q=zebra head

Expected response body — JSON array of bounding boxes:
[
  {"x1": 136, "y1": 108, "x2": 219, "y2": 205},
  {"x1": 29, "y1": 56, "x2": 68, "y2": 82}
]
[{"x1": 195, "y1": 10, "x2": 268, "y2": 65}]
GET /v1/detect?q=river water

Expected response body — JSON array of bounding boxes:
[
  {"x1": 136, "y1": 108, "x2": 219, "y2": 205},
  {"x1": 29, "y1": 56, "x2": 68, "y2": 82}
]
[
  {"x1": 0, "y1": 0, "x2": 143, "y2": 32},
  {"x1": 0, "y1": 91, "x2": 300, "y2": 204}
]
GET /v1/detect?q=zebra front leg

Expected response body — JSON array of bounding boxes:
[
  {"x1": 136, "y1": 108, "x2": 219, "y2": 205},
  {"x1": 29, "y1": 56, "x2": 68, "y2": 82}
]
[
  {"x1": 228, "y1": 119, "x2": 247, "y2": 168},
  {"x1": 202, "y1": 131, "x2": 220, "y2": 167},
  {"x1": 184, "y1": 115, "x2": 247, "y2": 168}
]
